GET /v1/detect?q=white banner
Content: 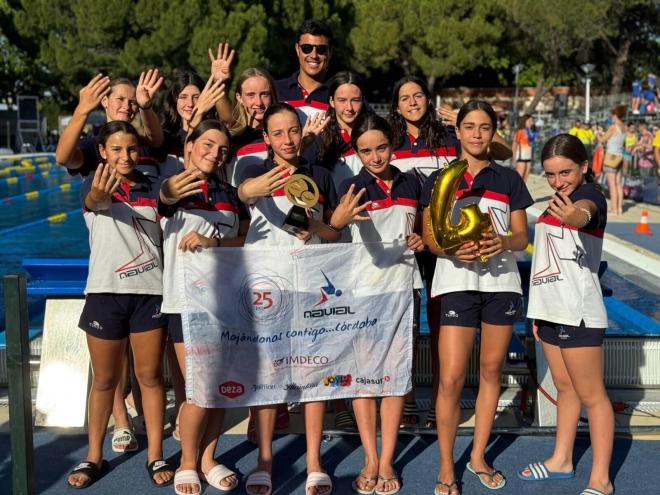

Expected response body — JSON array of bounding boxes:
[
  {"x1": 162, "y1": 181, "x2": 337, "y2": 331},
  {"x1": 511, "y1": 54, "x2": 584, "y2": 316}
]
[{"x1": 180, "y1": 242, "x2": 417, "y2": 408}]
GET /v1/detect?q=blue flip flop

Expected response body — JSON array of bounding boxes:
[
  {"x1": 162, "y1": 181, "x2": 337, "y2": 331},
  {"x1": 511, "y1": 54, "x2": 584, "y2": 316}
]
[
  {"x1": 517, "y1": 462, "x2": 575, "y2": 481},
  {"x1": 466, "y1": 462, "x2": 506, "y2": 490}
]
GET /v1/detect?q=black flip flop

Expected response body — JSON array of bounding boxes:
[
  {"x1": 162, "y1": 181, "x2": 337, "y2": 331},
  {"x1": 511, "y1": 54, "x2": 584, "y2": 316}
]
[
  {"x1": 146, "y1": 459, "x2": 174, "y2": 487},
  {"x1": 68, "y1": 460, "x2": 109, "y2": 489}
]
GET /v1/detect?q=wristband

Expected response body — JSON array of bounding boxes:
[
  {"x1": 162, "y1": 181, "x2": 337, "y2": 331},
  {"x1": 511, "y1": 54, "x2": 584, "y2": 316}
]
[
  {"x1": 327, "y1": 222, "x2": 343, "y2": 233},
  {"x1": 579, "y1": 207, "x2": 592, "y2": 227},
  {"x1": 138, "y1": 102, "x2": 153, "y2": 111}
]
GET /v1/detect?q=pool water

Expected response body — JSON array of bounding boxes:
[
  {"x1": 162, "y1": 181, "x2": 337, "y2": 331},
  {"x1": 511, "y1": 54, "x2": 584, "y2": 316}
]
[{"x1": 0, "y1": 155, "x2": 658, "y2": 337}]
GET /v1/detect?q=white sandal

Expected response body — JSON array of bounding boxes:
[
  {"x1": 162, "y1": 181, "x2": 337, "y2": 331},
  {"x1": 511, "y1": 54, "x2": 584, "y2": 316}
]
[
  {"x1": 245, "y1": 470, "x2": 272, "y2": 495},
  {"x1": 201, "y1": 464, "x2": 238, "y2": 492},
  {"x1": 306, "y1": 472, "x2": 333, "y2": 495},
  {"x1": 174, "y1": 469, "x2": 201, "y2": 495},
  {"x1": 111, "y1": 426, "x2": 138, "y2": 453}
]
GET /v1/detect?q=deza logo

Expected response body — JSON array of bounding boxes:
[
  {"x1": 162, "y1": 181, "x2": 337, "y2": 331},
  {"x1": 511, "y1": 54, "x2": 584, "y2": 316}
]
[
  {"x1": 218, "y1": 381, "x2": 245, "y2": 399},
  {"x1": 304, "y1": 270, "x2": 354, "y2": 318}
]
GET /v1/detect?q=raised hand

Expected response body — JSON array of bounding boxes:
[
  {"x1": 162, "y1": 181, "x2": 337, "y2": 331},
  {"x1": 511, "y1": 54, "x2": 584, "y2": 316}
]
[
  {"x1": 302, "y1": 112, "x2": 330, "y2": 138},
  {"x1": 438, "y1": 104, "x2": 457, "y2": 127},
  {"x1": 547, "y1": 191, "x2": 584, "y2": 226},
  {"x1": 208, "y1": 42, "x2": 235, "y2": 83},
  {"x1": 161, "y1": 167, "x2": 205, "y2": 204},
  {"x1": 76, "y1": 74, "x2": 111, "y2": 115},
  {"x1": 239, "y1": 165, "x2": 289, "y2": 201},
  {"x1": 88, "y1": 163, "x2": 121, "y2": 207},
  {"x1": 329, "y1": 184, "x2": 372, "y2": 229},
  {"x1": 136, "y1": 68, "x2": 164, "y2": 110},
  {"x1": 189, "y1": 75, "x2": 226, "y2": 125}
]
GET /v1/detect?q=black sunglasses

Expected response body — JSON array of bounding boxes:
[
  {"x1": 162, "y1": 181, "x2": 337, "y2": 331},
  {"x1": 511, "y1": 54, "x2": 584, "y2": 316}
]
[{"x1": 298, "y1": 43, "x2": 329, "y2": 55}]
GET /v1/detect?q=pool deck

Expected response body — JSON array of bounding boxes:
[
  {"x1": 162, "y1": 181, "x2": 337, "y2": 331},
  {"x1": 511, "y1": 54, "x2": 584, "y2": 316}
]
[{"x1": 1, "y1": 171, "x2": 659, "y2": 493}]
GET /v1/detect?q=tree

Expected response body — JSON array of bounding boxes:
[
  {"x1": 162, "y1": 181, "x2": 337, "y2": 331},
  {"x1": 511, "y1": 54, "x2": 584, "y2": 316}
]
[
  {"x1": 349, "y1": 0, "x2": 503, "y2": 92},
  {"x1": 594, "y1": 0, "x2": 660, "y2": 93},
  {"x1": 502, "y1": 0, "x2": 609, "y2": 113}
]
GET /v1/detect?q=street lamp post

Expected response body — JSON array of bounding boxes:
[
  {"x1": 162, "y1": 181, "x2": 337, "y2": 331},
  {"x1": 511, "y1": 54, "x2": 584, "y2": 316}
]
[
  {"x1": 581, "y1": 63, "x2": 596, "y2": 123},
  {"x1": 512, "y1": 64, "x2": 524, "y2": 127}
]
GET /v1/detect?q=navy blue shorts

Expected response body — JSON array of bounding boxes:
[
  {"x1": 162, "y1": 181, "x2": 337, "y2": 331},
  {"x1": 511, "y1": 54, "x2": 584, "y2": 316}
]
[
  {"x1": 79, "y1": 293, "x2": 167, "y2": 340},
  {"x1": 440, "y1": 291, "x2": 522, "y2": 328},
  {"x1": 537, "y1": 320, "x2": 605, "y2": 348},
  {"x1": 167, "y1": 313, "x2": 183, "y2": 343}
]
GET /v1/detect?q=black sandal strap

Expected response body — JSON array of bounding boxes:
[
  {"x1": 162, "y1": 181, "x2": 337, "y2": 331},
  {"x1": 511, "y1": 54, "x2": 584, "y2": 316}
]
[
  {"x1": 146, "y1": 459, "x2": 174, "y2": 486},
  {"x1": 68, "y1": 460, "x2": 108, "y2": 489}
]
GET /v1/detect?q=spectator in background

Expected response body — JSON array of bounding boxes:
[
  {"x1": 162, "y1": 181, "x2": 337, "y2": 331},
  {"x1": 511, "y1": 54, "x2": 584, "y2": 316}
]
[
  {"x1": 653, "y1": 126, "x2": 660, "y2": 177},
  {"x1": 631, "y1": 79, "x2": 642, "y2": 114},
  {"x1": 634, "y1": 122, "x2": 655, "y2": 177},
  {"x1": 597, "y1": 106, "x2": 626, "y2": 216},
  {"x1": 512, "y1": 114, "x2": 537, "y2": 181},
  {"x1": 641, "y1": 83, "x2": 657, "y2": 114},
  {"x1": 623, "y1": 122, "x2": 638, "y2": 176}
]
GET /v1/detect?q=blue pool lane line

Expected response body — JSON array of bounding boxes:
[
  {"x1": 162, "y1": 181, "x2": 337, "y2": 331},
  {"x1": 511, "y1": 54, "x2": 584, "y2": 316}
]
[
  {"x1": 604, "y1": 297, "x2": 660, "y2": 336},
  {"x1": 1, "y1": 181, "x2": 81, "y2": 204},
  {"x1": 0, "y1": 208, "x2": 82, "y2": 236}
]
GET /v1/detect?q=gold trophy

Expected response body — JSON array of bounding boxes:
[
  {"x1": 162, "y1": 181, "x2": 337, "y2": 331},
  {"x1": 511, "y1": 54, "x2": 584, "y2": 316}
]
[
  {"x1": 428, "y1": 160, "x2": 493, "y2": 261},
  {"x1": 282, "y1": 174, "x2": 319, "y2": 235}
]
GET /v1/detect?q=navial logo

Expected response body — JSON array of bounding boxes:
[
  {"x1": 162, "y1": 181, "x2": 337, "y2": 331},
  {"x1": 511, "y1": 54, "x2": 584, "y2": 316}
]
[{"x1": 304, "y1": 270, "x2": 354, "y2": 318}]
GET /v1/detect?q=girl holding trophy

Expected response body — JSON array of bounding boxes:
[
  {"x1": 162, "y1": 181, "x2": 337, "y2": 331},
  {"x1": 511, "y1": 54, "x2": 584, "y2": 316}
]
[{"x1": 238, "y1": 102, "x2": 340, "y2": 495}]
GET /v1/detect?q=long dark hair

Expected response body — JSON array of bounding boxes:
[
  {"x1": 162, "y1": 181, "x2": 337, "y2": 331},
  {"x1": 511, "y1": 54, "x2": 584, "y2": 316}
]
[
  {"x1": 541, "y1": 133, "x2": 597, "y2": 185},
  {"x1": 318, "y1": 71, "x2": 367, "y2": 168},
  {"x1": 162, "y1": 71, "x2": 205, "y2": 133},
  {"x1": 390, "y1": 76, "x2": 448, "y2": 152},
  {"x1": 350, "y1": 113, "x2": 392, "y2": 151}
]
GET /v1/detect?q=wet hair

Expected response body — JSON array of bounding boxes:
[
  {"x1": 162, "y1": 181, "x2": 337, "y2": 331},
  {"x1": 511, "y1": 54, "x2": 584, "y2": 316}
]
[
  {"x1": 96, "y1": 121, "x2": 140, "y2": 150},
  {"x1": 389, "y1": 76, "x2": 448, "y2": 153},
  {"x1": 262, "y1": 103, "x2": 301, "y2": 159},
  {"x1": 162, "y1": 71, "x2": 205, "y2": 133},
  {"x1": 611, "y1": 104, "x2": 626, "y2": 119},
  {"x1": 230, "y1": 67, "x2": 278, "y2": 136},
  {"x1": 350, "y1": 113, "x2": 392, "y2": 151},
  {"x1": 297, "y1": 19, "x2": 333, "y2": 44},
  {"x1": 318, "y1": 71, "x2": 368, "y2": 168},
  {"x1": 186, "y1": 119, "x2": 232, "y2": 146},
  {"x1": 456, "y1": 100, "x2": 498, "y2": 131},
  {"x1": 541, "y1": 133, "x2": 597, "y2": 185}
]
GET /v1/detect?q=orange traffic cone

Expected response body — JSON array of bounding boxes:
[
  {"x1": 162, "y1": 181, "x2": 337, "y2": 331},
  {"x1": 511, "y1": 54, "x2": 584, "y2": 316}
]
[{"x1": 634, "y1": 210, "x2": 653, "y2": 235}]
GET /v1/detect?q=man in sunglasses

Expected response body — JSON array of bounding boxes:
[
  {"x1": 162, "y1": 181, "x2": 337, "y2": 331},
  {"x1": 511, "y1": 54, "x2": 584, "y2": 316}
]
[{"x1": 276, "y1": 19, "x2": 332, "y2": 123}]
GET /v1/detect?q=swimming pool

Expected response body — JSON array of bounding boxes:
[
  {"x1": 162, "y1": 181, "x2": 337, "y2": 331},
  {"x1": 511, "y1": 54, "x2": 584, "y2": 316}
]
[{"x1": 0, "y1": 154, "x2": 658, "y2": 339}]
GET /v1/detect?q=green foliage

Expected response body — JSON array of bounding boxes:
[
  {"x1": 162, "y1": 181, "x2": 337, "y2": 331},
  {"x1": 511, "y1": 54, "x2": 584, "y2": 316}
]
[
  {"x1": 2, "y1": 0, "x2": 658, "y2": 112},
  {"x1": 349, "y1": 0, "x2": 502, "y2": 89}
]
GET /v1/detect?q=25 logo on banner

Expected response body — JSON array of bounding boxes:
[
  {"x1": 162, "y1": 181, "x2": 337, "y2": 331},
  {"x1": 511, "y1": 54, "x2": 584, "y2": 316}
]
[{"x1": 239, "y1": 272, "x2": 294, "y2": 323}]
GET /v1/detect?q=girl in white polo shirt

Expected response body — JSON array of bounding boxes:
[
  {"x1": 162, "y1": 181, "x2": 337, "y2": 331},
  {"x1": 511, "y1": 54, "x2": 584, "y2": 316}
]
[
  {"x1": 238, "y1": 102, "x2": 340, "y2": 495},
  {"x1": 518, "y1": 134, "x2": 613, "y2": 495},
  {"x1": 159, "y1": 120, "x2": 249, "y2": 495},
  {"x1": 420, "y1": 100, "x2": 533, "y2": 495}
]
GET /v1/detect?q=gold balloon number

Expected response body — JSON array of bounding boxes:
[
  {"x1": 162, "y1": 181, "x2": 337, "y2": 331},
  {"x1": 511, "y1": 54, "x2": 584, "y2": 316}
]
[
  {"x1": 284, "y1": 174, "x2": 319, "y2": 208},
  {"x1": 428, "y1": 160, "x2": 493, "y2": 258}
]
